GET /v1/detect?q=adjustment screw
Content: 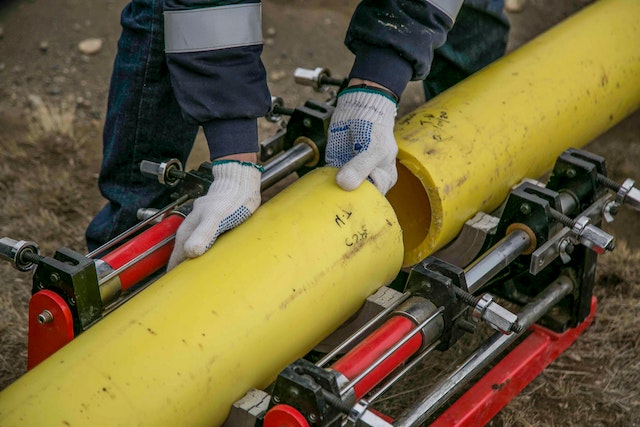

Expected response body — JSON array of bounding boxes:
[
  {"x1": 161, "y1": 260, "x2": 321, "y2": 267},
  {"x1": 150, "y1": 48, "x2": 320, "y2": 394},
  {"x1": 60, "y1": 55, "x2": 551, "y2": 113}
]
[
  {"x1": 272, "y1": 395, "x2": 280, "y2": 403},
  {"x1": 37, "y1": 310, "x2": 54, "y2": 325},
  {"x1": 520, "y1": 203, "x2": 532, "y2": 215},
  {"x1": 308, "y1": 413, "x2": 318, "y2": 423},
  {"x1": 49, "y1": 273, "x2": 60, "y2": 283}
]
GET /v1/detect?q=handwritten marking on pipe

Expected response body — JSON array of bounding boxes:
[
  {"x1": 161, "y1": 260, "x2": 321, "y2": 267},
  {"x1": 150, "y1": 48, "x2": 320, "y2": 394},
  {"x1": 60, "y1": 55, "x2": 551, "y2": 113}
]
[
  {"x1": 335, "y1": 209, "x2": 353, "y2": 227},
  {"x1": 345, "y1": 225, "x2": 369, "y2": 247}
]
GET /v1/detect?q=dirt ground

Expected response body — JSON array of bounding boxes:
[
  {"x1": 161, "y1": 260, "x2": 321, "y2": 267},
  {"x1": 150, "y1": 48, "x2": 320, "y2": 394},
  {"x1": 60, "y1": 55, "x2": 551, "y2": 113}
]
[{"x1": 0, "y1": 0, "x2": 639, "y2": 425}]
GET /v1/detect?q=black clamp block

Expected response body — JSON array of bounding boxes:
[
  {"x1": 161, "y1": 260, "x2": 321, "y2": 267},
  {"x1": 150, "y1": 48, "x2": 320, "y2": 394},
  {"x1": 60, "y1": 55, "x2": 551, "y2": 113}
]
[
  {"x1": 404, "y1": 257, "x2": 469, "y2": 351},
  {"x1": 32, "y1": 248, "x2": 102, "y2": 334}
]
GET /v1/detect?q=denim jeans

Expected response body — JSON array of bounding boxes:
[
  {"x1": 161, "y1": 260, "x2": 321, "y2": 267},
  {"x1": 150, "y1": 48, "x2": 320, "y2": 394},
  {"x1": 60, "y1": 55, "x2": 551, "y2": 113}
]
[
  {"x1": 86, "y1": 0, "x2": 198, "y2": 251},
  {"x1": 86, "y1": 0, "x2": 510, "y2": 251},
  {"x1": 424, "y1": 0, "x2": 510, "y2": 100}
]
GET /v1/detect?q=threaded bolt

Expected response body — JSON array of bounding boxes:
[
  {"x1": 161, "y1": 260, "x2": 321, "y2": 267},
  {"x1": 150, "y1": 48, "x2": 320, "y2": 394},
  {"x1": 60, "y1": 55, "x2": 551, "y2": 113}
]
[
  {"x1": 597, "y1": 174, "x2": 620, "y2": 191},
  {"x1": 550, "y1": 208, "x2": 576, "y2": 228},
  {"x1": 37, "y1": 310, "x2": 54, "y2": 325},
  {"x1": 453, "y1": 286, "x2": 480, "y2": 307}
]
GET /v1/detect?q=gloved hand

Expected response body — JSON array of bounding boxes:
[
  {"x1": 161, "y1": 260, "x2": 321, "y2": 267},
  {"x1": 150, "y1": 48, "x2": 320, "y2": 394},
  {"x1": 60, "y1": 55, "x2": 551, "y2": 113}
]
[
  {"x1": 167, "y1": 160, "x2": 262, "y2": 270},
  {"x1": 325, "y1": 87, "x2": 399, "y2": 195}
]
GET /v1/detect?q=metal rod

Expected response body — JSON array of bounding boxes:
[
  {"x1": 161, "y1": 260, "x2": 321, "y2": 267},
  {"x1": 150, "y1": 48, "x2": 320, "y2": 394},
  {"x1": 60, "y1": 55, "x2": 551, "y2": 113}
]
[
  {"x1": 91, "y1": 140, "x2": 311, "y2": 259},
  {"x1": 394, "y1": 275, "x2": 575, "y2": 427},
  {"x1": 339, "y1": 307, "x2": 445, "y2": 396},
  {"x1": 86, "y1": 194, "x2": 188, "y2": 259},
  {"x1": 316, "y1": 292, "x2": 412, "y2": 368},
  {"x1": 261, "y1": 143, "x2": 315, "y2": 190},
  {"x1": 367, "y1": 340, "x2": 441, "y2": 404},
  {"x1": 465, "y1": 229, "x2": 531, "y2": 294},
  {"x1": 98, "y1": 235, "x2": 175, "y2": 286}
]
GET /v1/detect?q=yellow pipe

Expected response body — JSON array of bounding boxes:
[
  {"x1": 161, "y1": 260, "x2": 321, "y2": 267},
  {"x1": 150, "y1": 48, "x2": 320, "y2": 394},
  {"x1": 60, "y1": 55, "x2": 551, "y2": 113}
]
[
  {"x1": 1, "y1": 1, "x2": 639, "y2": 425},
  {"x1": 388, "y1": 0, "x2": 640, "y2": 266},
  {"x1": 0, "y1": 168, "x2": 404, "y2": 426}
]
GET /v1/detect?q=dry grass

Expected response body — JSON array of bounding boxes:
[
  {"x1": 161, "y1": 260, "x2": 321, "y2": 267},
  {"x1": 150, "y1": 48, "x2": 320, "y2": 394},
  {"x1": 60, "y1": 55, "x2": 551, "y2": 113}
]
[{"x1": 0, "y1": 96, "x2": 102, "y2": 389}]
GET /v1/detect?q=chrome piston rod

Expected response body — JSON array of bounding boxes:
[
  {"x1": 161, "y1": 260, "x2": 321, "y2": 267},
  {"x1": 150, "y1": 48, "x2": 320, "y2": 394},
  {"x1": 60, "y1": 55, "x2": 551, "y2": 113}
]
[
  {"x1": 261, "y1": 142, "x2": 315, "y2": 190},
  {"x1": 394, "y1": 275, "x2": 575, "y2": 427},
  {"x1": 465, "y1": 229, "x2": 532, "y2": 294}
]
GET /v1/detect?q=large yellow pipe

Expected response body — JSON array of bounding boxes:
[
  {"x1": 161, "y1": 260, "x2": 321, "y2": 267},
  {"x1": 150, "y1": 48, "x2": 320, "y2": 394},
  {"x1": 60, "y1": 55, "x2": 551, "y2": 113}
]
[
  {"x1": 0, "y1": 168, "x2": 404, "y2": 426},
  {"x1": 388, "y1": 0, "x2": 640, "y2": 266},
  {"x1": 1, "y1": 0, "x2": 639, "y2": 425}
]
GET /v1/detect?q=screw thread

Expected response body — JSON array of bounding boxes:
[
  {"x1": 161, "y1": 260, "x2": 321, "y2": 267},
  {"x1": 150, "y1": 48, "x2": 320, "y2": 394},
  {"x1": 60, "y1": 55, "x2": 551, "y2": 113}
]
[
  {"x1": 454, "y1": 287, "x2": 480, "y2": 306},
  {"x1": 550, "y1": 208, "x2": 575, "y2": 228},
  {"x1": 597, "y1": 174, "x2": 620, "y2": 191}
]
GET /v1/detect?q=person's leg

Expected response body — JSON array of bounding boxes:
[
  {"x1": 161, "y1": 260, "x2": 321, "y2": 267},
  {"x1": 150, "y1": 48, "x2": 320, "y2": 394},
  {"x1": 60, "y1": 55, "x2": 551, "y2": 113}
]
[
  {"x1": 86, "y1": 0, "x2": 198, "y2": 251},
  {"x1": 423, "y1": 0, "x2": 510, "y2": 100}
]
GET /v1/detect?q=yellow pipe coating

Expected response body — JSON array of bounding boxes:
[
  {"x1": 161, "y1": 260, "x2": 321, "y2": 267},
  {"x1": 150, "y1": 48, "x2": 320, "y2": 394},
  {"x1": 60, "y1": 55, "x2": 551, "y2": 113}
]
[
  {"x1": 388, "y1": 0, "x2": 640, "y2": 266},
  {"x1": 1, "y1": 0, "x2": 639, "y2": 425},
  {"x1": 0, "y1": 168, "x2": 403, "y2": 426}
]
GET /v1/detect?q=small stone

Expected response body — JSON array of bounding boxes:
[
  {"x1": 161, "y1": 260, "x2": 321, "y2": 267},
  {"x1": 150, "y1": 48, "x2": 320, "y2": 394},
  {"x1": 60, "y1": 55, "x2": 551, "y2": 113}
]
[
  {"x1": 269, "y1": 70, "x2": 287, "y2": 82},
  {"x1": 47, "y1": 86, "x2": 62, "y2": 95},
  {"x1": 266, "y1": 27, "x2": 276, "y2": 37},
  {"x1": 39, "y1": 40, "x2": 49, "y2": 52},
  {"x1": 78, "y1": 38, "x2": 103, "y2": 55},
  {"x1": 504, "y1": 0, "x2": 526, "y2": 13}
]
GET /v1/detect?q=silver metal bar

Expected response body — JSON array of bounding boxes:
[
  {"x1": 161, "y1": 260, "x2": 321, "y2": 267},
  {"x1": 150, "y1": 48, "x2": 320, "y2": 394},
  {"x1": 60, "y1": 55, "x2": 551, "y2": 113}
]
[
  {"x1": 367, "y1": 340, "x2": 441, "y2": 404},
  {"x1": 394, "y1": 275, "x2": 575, "y2": 427},
  {"x1": 316, "y1": 292, "x2": 412, "y2": 368},
  {"x1": 465, "y1": 229, "x2": 531, "y2": 294},
  {"x1": 98, "y1": 235, "x2": 175, "y2": 286},
  {"x1": 86, "y1": 194, "x2": 189, "y2": 258},
  {"x1": 340, "y1": 307, "x2": 445, "y2": 397},
  {"x1": 261, "y1": 143, "x2": 315, "y2": 190},
  {"x1": 91, "y1": 140, "x2": 311, "y2": 260}
]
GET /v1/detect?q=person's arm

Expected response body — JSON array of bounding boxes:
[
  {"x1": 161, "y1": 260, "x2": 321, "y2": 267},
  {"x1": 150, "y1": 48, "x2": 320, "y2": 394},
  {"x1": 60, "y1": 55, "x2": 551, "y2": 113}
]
[
  {"x1": 163, "y1": 1, "x2": 269, "y2": 268},
  {"x1": 346, "y1": 0, "x2": 462, "y2": 97},
  {"x1": 163, "y1": 0, "x2": 271, "y2": 159},
  {"x1": 326, "y1": 0, "x2": 462, "y2": 195}
]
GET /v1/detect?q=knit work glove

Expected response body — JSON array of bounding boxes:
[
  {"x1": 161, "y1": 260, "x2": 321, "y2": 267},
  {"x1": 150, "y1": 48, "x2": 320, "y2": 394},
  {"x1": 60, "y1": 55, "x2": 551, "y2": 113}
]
[
  {"x1": 168, "y1": 160, "x2": 262, "y2": 270},
  {"x1": 325, "y1": 88, "x2": 398, "y2": 195}
]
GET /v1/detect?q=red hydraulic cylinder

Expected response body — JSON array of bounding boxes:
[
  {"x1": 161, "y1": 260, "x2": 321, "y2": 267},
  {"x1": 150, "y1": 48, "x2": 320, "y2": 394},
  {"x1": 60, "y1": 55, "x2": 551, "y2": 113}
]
[
  {"x1": 331, "y1": 315, "x2": 423, "y2": 398},
  {"x1": 101, "y1": 214, "x2": 184, "y2": 291}
]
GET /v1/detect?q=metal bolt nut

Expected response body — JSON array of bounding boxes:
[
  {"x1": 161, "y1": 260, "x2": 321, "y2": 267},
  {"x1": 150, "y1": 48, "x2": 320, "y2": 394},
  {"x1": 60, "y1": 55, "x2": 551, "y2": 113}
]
[
  {"x1": 520, "y1": 203, "x2": 532, "y2": 215},
  {"x1": 566, "y1": 168, "x2": 577, "y2": 178},
  {"x1": 37, "y1": 310, "x2": 54, "y2": 325}
]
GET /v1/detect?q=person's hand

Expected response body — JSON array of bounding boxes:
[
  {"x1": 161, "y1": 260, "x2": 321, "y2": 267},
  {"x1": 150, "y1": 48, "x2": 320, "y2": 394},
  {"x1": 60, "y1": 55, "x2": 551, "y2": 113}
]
[
  {"x1": 325, "y1": 85, "x2": 398, "y2": 195},
  {"x1": 167, "y1": 160, "x2": 262, "y2": 270}
]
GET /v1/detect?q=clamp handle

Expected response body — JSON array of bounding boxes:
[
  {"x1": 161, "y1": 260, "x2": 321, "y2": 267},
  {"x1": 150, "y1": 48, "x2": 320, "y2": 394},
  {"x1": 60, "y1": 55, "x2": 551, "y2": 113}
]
[{"x1": 0, "y1": 237, "x2": 41, "y2": 271}]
